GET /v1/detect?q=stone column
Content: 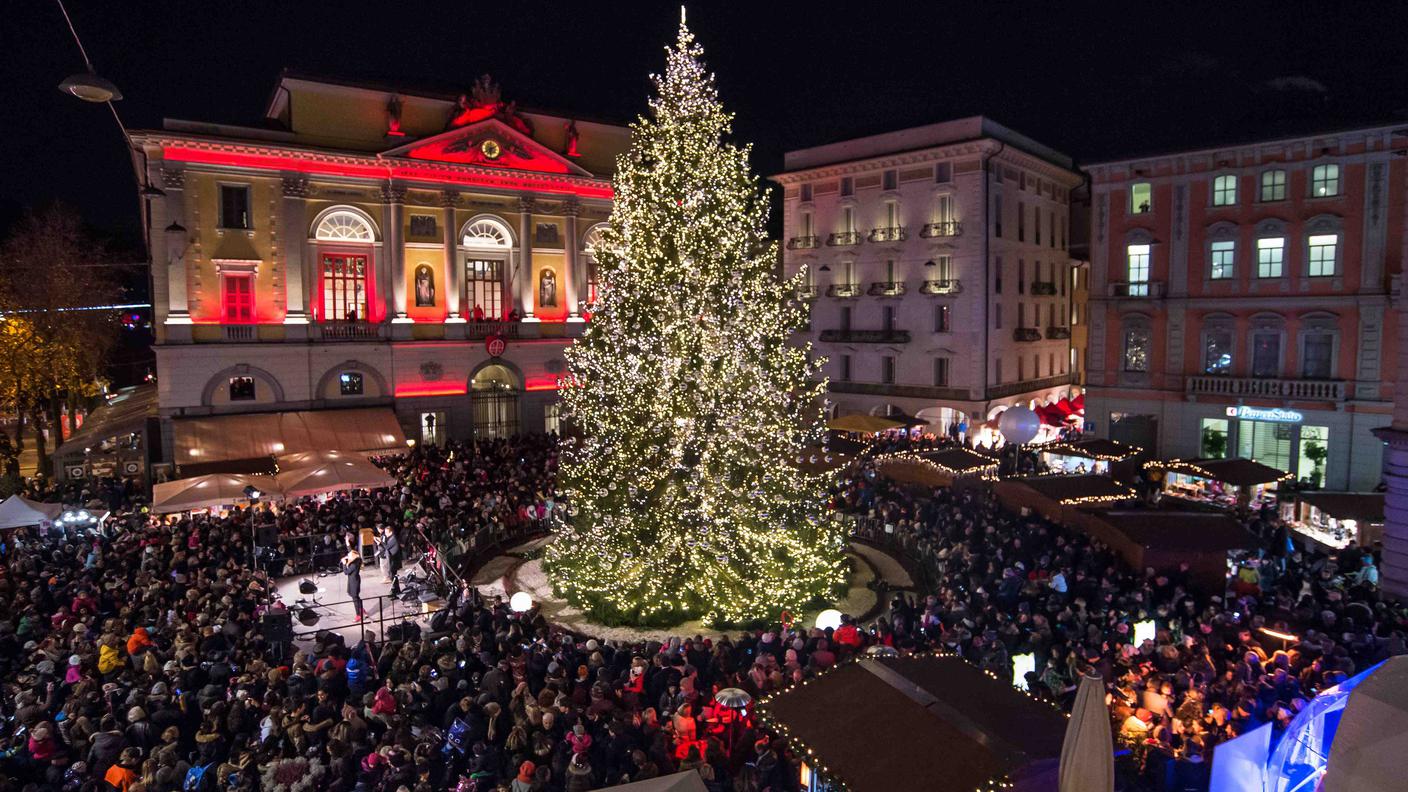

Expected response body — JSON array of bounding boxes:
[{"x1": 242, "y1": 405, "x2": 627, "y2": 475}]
[
  {"x1": 383, "y1": 182, "x2": 410, "y2": 322},
  {"x1": 159, "y1": 168, "x2": 192, "y2": 326},
  {"x1": 442, "y1": 191, "x2": 464, "y2": 322},
  {"x1": 1374, "y1": 275, "x2": 1408, "y2": 599},
  {"x1": 517, "y1": 196, "x2": 537, "y2": 321},
  {"x1": 280, "y1": 177, "x2": 311, "y2": 325},
  {"x1": 564, "y1": 198, "x2": 582, "y2": 321}
]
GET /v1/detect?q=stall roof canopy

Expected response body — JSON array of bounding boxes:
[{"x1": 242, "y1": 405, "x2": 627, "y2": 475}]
[
  {"x1": 876, "y1": 447, "x2": 998, "y2": 487},
  {"x1": 1298, "y1": 492, "x2": 1385, "y2": 525},
  {"x1": 1156, "y1": 457, "x2": 1289, "y2": 487},
  {"x1": 1016, "y1": 474, "x2": 1137, "y2": 505},
  {"x1": 1039, "y1": 437, "x2": 1141, "y2": 462},
  {"x1": 761, "y1": 656, "x2": 1066, "y2": 792},
  {"x1": 1096, "y1": 510, "x2": 1258, "y2": 552},
  {"x1": 0, "y1": 495, "x2": 63, "y2": 529},
  {"x1": 55, "y1": 384, "x2": 158, "y2": 461},
  {"x1": 174, "y1": 408, "x2": 406, "y2": 467},
  {"x1": 600, "y1": 771, "x2": 708, "y2": 792}
]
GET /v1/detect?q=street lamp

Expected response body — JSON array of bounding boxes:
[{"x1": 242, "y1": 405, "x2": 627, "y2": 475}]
[{"x1": 58, "y1": 71, "x2": 122, "y2": 103}]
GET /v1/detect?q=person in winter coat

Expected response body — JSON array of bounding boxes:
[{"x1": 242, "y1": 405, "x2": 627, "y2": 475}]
[
  {"x1": 564, "y1": 752, "x2": 594, "y2": 792},
  {"x1": 510, "y1": 760, "x2": 535, "y2": 792}
]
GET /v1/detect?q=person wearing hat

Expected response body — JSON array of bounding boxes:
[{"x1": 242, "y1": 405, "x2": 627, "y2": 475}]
[
  {"x1": 510, "y1": 760, "x2": 535, "y2": 792},
  {"x1": 342, "y1": 543, "x2": 365, "y2": 622}
]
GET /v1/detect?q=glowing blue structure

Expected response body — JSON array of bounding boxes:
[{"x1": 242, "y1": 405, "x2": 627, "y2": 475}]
[{"x1": 1210, "y1": 660, "x2": 1386, "y2": 792}]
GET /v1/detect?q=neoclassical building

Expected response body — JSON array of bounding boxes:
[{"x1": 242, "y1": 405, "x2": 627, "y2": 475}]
[
  {"x1": 1084, "y1": 124, "x2": 1403, "y2": 491},
  {"x1": 775, "y1": 117, "x2": 1085, "y2": 442},
  {"x1": 131, "y1": 73, "x2": 628, "y2": 468}
]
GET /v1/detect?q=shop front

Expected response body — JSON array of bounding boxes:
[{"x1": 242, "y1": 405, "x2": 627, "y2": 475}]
[{"x1": 1197, "y1": 405, "x2": 1331, "y2": 487}]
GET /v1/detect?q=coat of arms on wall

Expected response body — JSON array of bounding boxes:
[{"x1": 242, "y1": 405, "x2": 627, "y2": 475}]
[{"x1": 419, "y1": 361, "x2": 444, "y2": 382}]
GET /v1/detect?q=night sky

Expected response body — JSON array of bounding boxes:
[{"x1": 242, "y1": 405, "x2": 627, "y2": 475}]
[{"x1": 7, "y1": 0, "x2": 1408, "y2": 251}]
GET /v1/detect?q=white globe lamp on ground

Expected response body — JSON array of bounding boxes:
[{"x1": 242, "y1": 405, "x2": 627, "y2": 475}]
[
  {"x1": 509, "y1": 591, "x2": 533, "y2": 613},
  {"x1": 815, "y1": 609, "x2": 844, "y2": 631},
  {"x1": 997, "y1": 405, "x2": 1041, "y2": 446}
]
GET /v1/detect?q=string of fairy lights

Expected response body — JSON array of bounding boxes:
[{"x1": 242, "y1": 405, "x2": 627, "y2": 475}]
[
  {"x1": 542, "y1": 18, "x2": 847, "y2": 625},
  {"x1": 753, "y1": 650, "x2": 1066, "y2": 792}
]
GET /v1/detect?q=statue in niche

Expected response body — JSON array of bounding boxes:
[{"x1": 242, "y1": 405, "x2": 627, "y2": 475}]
[
  {"x1": 414, "y1": 264, "x2": 436, "y2": 307},
  {"x1": 564, "y1": 120, "x2": 581, "y2": 157},
  {"x1": 539, "y1": 269, "x2": 557, "y2": 308}
]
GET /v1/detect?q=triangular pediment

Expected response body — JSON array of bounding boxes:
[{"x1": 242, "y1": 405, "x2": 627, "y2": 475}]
[{"x1": 382, "y1": 118, "x2": 591, "y2": 177}]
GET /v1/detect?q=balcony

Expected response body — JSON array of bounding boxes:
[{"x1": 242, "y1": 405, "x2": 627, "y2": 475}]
[
  {"x1": 787, "y1": 236, "x2": 819, "y2": 250},
  {"x1": 985, "y1": 373, "x2": 1072, "y2": 400},
  {"x1": 819, "y1": 329, "x2": 912, "y2": 344},
  {"x1": 919, "y1": 279, "x2": 962, "y2": 295},
  {"x1": 828, "y1": 380, "x2": 970, "y2": 401},
  {"x1": 1107, "y1": 280, "x2": 1166, "y2": 298},
  {"x1": 465, "y1": 321, "x2": 521, "y2": 340},
  {"x1": 826, "y1": 283, "x2": 862, "y2": 299},
  {"x1": 315, "y1": 322, "x2": 386, "y2": 342},
  {"x1": 1031, "y1": 281, "x2": 1057, "y2": 296},
  {"x1": 1045, "y1": 325, "x2": 1071, "y2": 340},
  {"x1": 868, "y1": 226, "x2": 908, "y2": 244},
  {"x1": 223, "y1": 325, "x2": 255, "y2": 342},
  {"x1": 867, "y1": 281, "x2": 907, "y2": 298},
  {"x1": 1186, "y1": 376, "x2": 1347, "y2": 402},
  {"x1": 920, "y1": 221, "x2": 963, "y2": 238},
  {"x1": 1012, "y1": 327, "x2": 1042, "y2": 343},
  {"x1": 795, "y1": 284, "x2": 817, "y2": 300},
  {"x1": 827, "y1": 231, "x2": 863, "y2": 247}
]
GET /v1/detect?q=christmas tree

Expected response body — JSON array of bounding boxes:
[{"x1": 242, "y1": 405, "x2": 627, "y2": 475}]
[{"x1": 544, "y1": 14, "x2": 848, "y2": 627}]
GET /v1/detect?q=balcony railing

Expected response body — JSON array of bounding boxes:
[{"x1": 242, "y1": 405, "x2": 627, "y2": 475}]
[
  {"x1": 465, "y1": 321, "x2": 521, "y2": 340},
  {"x1": 1031, "y1": 281, "x2": 1057, "y2": 296},
  {"x1": 223, "y1": 325, "x2": 255, "y2": 341},
  {"x1": 1045, "y1": 326, "x2": 1071, "y2": 340},
  {"x1": 867, "y1": 281, "x2": 907, "y2": 297},
  {"x1": 985, "y1": 373, "x2": 1073, "y2": 400},
  {"x1": 1186, "y1": 376, "x2": 1347, "y2": 401},
  {"x1": 827, "y1": 231, "x2": 863, "y2": 246},
  {"x1": 920, "y1": 221, "x2": 963, "y2": 238},
  {"x1": 826, "y1": 283, "x2": 862, "y2": 298},
  {"x1": 787, "y1": 236, "x2": 819, "y2": 250},
  {"x1": 795, "y1": 284, "x2": 817, "y2": 300},
  {"x1": 818, "y1": 329, "x2": 912, "y2": 344},
  {"x1": 868, "y1": 226, "x2": 908, "y2": 244},
  {"x1": 828, "y1": 380, "x2": 971, "y2": 401},
  {"x1": 1012, "y1": 327, "x2": 1042, "y2": 342},
  {"x1": 316, "y1": 322, "x2": 386, "y2": 341},
  {"x1": 1107, "y1": 280, "x2": 1166, "y2": 298},
  {"x1": 919, "y1": 279, "x2": 962, "y2": 295}
]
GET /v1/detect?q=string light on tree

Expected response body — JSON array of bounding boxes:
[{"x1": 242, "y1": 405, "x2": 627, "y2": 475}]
[{"x1": 542, "y1": 11, "x2": 846, "y2": 627}]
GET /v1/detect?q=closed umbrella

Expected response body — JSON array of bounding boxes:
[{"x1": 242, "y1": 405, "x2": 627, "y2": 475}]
[{"x1": 1059, "y1": 673, "x2": 1113, "y2": 792}]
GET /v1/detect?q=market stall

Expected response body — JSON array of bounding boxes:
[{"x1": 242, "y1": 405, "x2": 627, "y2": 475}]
[
  {"x1": 1280, "y1": 492, "x2": 1384, "y2": 551},
  {"x1": 1038, "y1": 438, "x2": 1141, "y2": 476},
  {"x1": 1148, "y1": 457, "x2": 1290, "y2": 510},
  {"x1": 876, "y1": 446, "x2": 998, "y2": 488},
  {"x1": 0, "y1": 494, "x2": 63, "y2": 531}
]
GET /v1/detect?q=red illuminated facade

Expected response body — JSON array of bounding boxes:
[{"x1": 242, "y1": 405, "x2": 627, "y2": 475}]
[{"x1": 133, "y1": 73, "x2": 628, "y2": 459}]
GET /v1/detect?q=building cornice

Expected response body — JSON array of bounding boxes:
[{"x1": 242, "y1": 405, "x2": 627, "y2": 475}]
[
  {"x1": 771, "y1": 141, "x2": 996, "y2": 185},
  {"x1": 130, "y1": 131, "x2": 614, "y2": 202},
  {"x1": 1085, "y1": 124, "x2": 1408, "y2": 180}
]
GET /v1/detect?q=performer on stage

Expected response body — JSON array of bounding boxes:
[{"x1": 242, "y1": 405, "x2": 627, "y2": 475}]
[
  {"x1": 342, "y1": 543, "x2": 365, "y2": 623},
  {"x1": 377, "y1": 524, "x2": 402, "y2": 584}
]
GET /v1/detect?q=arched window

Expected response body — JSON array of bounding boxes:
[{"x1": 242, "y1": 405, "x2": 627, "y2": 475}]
[
  {"x1": 461, "y1": 218, "x2": 513, "y2": 249},
  {"x1": 582, "y1": 224, "x2": 609, "y2": 305},
  {"x1": 314, "y1": 210, "x2": 376, "y2": 242}
]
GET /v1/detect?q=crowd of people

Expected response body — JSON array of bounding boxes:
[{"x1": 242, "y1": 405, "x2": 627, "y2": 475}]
[
  {"x1": 1, "y1": 429, "x2": 1405, "y2": 792},
  {"x1": 839, "y1": 453, "x2": 1406, "y2": 787}
]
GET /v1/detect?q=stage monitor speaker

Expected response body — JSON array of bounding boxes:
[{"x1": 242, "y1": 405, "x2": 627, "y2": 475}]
[
  {"x1": 297, "y1": 608, "x2": 319, "y2": 627},
  {"x1": 262, "y1": 612, "x2": 294, "y2": 644}
]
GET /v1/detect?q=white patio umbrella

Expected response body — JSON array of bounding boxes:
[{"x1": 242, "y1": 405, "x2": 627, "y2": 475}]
[
  {"x1": 1059, "y1": 673, "x2": 1114, "y2": 792},
  {"x1": 1323, "y1": 655, "x2": 1408, "y2": 792},
  {"x1": 151, "y1": 473, "x2": 279, "y2": 514},
  {"x1": 275, "y1": 459, "x2": 395, "y2": 499},
  {"x1": 275, "y1": 449, "x2": 370, "y2": 469}
]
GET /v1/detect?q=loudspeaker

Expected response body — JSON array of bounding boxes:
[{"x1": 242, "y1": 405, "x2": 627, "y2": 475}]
[{"x1": 262, "y1": 612, "x2": 294, "y2": 644}]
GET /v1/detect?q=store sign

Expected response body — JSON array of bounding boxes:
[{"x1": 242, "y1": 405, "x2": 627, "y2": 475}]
[{"x1": 1226, "y1": 405, "x2": 1303, "y2": 424}]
